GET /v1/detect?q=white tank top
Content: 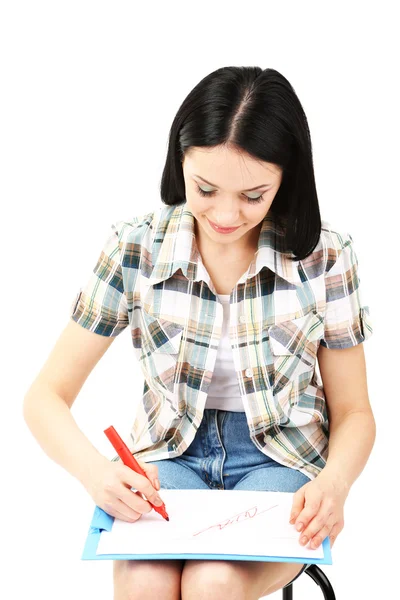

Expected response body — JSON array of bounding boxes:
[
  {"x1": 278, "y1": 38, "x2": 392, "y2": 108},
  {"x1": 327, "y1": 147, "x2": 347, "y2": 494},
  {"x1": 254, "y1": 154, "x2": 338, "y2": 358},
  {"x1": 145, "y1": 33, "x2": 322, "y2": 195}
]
[{"x1": 205, "y1": 293, "x2": 245, "y2": 411}]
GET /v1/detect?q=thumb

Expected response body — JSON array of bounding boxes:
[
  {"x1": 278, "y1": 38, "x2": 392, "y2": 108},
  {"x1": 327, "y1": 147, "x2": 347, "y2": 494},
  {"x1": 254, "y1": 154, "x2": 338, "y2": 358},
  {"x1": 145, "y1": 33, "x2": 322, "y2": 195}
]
[{"x1": 137, "y1": 459, "x2": 160, "y2": 490}]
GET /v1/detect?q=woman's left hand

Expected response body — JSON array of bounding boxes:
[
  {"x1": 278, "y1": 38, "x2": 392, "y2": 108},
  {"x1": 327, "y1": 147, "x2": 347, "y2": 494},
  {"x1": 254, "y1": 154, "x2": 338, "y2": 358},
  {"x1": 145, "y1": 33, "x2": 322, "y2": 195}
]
[{"x1": 289, "y1": 470, "x2": 349, "y2": 549}]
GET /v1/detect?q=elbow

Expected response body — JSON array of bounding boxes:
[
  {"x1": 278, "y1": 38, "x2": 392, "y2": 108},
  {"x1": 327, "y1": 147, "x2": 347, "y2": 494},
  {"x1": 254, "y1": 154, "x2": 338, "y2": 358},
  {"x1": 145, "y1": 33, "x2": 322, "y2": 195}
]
[
  {"x1": 353, "y1": 409, "x2": 377, "y2": 446},
  {"x1": 23, "y1": 393, "x2": 35, "y2": 424},
  {"x1": 23, "y1": 386, "x2": 44, "y2": 423}
]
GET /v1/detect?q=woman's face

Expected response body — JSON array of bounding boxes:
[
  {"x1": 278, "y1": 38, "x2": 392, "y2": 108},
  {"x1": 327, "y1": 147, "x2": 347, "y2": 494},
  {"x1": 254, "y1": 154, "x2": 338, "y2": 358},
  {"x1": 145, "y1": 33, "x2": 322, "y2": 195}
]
[{"x1": 182, "y1": 145, "x2": 283, "y2": 252}]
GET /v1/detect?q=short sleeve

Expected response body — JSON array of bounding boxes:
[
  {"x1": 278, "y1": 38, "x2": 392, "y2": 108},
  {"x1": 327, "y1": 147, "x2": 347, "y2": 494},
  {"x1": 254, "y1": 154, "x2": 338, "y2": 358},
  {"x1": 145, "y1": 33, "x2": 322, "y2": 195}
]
[
  {"x1": 320, "y1": 233, "x2": 373, "y2": 349},
  {"x1": 69, "y1": 222, "x2": 129, "y2": 337}
]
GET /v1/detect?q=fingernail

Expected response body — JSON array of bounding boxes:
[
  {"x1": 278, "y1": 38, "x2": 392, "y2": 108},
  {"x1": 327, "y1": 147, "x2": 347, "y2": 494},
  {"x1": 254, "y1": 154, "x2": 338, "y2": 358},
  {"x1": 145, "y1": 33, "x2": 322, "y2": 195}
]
[
  {"x1": 300, "y1": 536, "x2": 308, "y2": 545},
  {"x1": 154, "y1": 495, "x2": 163, "y2": 506},
  {"x1": 296, "y1": 522, "x2": 303, "y2": 531}
]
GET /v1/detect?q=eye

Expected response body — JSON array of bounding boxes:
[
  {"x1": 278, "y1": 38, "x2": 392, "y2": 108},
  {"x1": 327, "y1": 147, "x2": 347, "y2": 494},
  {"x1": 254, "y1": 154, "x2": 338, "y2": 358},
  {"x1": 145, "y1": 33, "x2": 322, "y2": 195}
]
[{"x1": 195, "y1": 184, "x2": 265, "y2": 204}]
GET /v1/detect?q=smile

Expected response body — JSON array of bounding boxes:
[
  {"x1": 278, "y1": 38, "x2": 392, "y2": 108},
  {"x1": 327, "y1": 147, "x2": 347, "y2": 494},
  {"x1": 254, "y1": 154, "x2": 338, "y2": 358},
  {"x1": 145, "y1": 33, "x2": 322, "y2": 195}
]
[{"x1": 207, "y1": 218, "x2": 241, "y2": 234}]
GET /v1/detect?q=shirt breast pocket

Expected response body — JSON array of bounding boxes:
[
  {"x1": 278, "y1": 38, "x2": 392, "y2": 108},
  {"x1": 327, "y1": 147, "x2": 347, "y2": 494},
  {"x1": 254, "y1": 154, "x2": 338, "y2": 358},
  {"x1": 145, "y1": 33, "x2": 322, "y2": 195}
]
[
  {"x1": 139, "y1": 309, "x2": 185, "y2": 414},
  {"x1": 267, "y1": 310, "x2": 325, "y2": 397}
]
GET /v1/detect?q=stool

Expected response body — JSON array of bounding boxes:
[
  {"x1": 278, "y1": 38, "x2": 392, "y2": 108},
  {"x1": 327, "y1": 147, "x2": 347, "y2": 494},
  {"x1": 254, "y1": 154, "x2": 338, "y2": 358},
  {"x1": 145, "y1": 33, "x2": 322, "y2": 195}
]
[{"x1": 282, "y1": 564, "x2": 336, "y2": 599}]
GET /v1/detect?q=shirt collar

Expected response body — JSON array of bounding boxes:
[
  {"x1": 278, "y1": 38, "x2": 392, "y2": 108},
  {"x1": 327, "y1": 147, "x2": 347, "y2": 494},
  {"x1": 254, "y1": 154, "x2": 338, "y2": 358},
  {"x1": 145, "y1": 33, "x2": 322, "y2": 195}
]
[{"x1": 146, "y1": 202, "x2": 303, "y2": 287}]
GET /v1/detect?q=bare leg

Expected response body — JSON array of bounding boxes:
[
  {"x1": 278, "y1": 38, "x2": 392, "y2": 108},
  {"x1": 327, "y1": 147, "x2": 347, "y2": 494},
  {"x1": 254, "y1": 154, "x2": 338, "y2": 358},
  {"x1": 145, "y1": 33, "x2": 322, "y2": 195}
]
[
  {"x1": 113, "y1": 559, "x2": 185, "y2": 600},
  {"x1": 181, "y1": 559, "x2": 306, "y2": 599}
]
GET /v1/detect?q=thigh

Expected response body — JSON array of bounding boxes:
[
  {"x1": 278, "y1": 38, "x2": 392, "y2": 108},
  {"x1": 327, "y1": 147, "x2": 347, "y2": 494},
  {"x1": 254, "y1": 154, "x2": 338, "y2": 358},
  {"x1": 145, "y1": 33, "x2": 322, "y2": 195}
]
[
  {"x1": 230, "y1": 461, "x2": 309, "y2": 592},
  {"x1": 146, "y1": 457, "x2": 209, "y2": 490},
  {"x1": 181, "y1": 558, "x2": 307, "y2": 599},
  {"x1": 213, "y1": 410, "x2": 311, "y2": 491},
  {"x1": 113, "y1": 559, "x2": 184, "y2": 600},
  {"x1": 233, "y1": 463, "x2": 311, "y2": 492}
]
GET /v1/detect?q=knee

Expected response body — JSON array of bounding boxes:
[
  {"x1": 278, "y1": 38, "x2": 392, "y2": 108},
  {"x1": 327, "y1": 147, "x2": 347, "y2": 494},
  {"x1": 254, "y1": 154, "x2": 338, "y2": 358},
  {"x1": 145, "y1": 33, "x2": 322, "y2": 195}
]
[
  {"x1": 181, "y1": 560, "x2": 249, "y2": 600},
  {"x1": 114, "y1": 579, "x2": 177, "y2": 600},
  {"x1": 113, "y1": 559, "x2": 183, "y2": 600}
]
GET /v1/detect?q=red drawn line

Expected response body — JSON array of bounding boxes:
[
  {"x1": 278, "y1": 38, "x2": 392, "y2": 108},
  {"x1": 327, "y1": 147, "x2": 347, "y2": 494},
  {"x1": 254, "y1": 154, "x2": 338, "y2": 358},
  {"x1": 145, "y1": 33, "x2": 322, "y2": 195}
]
[{"x1": 192, "y1": 504, "x2": 279, "y2": 538}]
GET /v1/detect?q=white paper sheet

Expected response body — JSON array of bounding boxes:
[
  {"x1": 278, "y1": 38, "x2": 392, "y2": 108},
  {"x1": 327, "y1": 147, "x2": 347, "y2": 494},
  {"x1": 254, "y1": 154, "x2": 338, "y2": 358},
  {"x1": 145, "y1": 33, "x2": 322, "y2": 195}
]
[{"x1": 96, "y1": 489, "x2": 325, "y2": 559}]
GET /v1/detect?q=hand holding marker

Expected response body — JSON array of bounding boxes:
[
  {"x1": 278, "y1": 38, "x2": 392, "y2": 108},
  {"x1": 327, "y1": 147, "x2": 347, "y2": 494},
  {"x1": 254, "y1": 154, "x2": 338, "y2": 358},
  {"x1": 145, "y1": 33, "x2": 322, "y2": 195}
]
[{"x1": 104, "y1": 425, "x2": 169, "y2": 521}]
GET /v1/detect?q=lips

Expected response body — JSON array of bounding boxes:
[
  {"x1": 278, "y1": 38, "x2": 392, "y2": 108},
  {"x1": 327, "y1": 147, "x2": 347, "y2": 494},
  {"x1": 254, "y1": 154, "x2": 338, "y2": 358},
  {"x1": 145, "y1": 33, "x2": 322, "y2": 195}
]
[{"x1": 207, "y1": 218, "x2": 241, "y2": 233}]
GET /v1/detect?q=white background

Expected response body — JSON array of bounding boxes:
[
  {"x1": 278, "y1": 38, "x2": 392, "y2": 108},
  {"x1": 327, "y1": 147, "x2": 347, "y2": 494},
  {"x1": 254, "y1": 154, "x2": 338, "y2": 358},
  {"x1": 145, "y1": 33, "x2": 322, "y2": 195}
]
[{"x1": 2, "y1": 1, "x2": 398, "y2": 598}]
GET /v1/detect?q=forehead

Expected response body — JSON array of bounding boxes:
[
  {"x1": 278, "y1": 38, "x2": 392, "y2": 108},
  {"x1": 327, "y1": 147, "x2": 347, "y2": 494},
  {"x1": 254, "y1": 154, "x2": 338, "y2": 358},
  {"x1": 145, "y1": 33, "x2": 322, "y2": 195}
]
[{"x1": 183, "y1": 146, "x2": 281, "y2": 184}]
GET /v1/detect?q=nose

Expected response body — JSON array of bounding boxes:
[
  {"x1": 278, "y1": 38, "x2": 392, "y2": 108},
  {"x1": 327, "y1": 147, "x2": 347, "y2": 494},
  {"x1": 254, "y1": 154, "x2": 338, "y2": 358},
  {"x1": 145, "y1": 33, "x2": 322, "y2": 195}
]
[{"x1": 212, "y1": 199, "x2": 240, "y2": 227}]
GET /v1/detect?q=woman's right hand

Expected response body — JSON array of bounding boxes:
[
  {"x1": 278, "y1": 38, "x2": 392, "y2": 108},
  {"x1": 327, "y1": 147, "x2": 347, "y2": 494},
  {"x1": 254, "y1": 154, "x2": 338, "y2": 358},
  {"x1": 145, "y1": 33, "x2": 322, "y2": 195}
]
[{"x1": 83, "y1": 456, "x2": 165, "y2": 523}]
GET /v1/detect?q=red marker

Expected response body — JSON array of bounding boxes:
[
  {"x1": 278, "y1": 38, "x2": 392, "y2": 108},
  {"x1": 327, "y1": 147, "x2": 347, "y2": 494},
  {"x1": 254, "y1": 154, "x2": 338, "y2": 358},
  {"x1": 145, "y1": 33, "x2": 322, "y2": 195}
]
[{"x1": 104, "y1": 425, "x2": 169, "y2": 521}]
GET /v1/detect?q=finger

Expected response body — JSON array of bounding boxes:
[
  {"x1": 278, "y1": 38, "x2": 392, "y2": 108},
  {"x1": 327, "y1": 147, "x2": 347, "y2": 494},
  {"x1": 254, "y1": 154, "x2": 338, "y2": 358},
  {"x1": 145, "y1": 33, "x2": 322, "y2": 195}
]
[
  {"x1": 329, "y1": 522, "x2": 341, "y2": 548},
  {"x1": 289, "y1": 488, "x2": 306, "y2": 524},
  {"x1": 294, "y1": 496, "x2": 322, "y2": 532},
  {"x1": 113, "y1": 501, "x2": 142, "y2": 523},
  {"x1": 121, "y1": 482, "x2": 164, "y2": 513},
  {"x1": 123, "y1": 467, "x2": 163, "y2": 508},
  {"x1": 301, "y1": 496, "x2": 335, "y2": 540},
  {"x1": 118, "y1": 477, "x2": 163, "y2": 512},
  {"x1": 138, "y1": 459, "x2": 159, "y2": 488},
  {"x1": 300, "y1": 512, "x2": 335, "y2": 549},
  {"x1": 308, "y1": 521, "x2": 334, "y2": 549},
  {"x1": 104, "y1": 497, "x2": 142, "y2": 522}
]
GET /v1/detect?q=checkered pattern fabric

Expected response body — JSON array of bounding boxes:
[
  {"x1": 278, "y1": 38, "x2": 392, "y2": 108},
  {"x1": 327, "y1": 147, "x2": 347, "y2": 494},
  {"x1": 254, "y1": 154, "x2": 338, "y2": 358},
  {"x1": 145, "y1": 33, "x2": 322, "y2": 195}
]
[{"x1": 70, "y1": 202, "x2": 373, "y2": 480}]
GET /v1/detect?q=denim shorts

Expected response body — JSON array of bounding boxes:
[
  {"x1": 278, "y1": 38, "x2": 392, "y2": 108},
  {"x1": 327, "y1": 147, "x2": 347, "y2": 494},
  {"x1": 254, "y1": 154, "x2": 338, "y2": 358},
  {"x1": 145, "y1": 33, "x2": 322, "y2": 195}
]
[{"x1": 147, "y1": 408, "x2": 310, "y2": 588}]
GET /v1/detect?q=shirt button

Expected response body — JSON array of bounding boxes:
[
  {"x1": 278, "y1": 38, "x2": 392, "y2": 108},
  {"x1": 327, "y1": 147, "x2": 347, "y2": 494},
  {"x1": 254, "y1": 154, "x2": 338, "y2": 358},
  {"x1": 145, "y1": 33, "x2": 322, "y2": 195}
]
[
  {"x1": 245, "y1": 368, "x2": 252, "y2": 377},
  {"x1": 265, "y1": 435, "x2": 272, "y2": 442},
  {"x1": 239, "y1": 315, "x2": 246, "y2": 324}
]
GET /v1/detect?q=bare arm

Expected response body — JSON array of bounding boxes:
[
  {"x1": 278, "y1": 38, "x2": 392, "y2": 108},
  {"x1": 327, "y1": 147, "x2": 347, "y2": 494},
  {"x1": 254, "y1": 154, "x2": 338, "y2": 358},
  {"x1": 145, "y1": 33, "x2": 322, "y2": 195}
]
[
  {"x1": 23, "y1": 313, "x2": 164, "y2": 525},
  {"x1": 317, "y1": 342, "x2": 376, "y2": 489},
  {"x1": 23, "y1": 319, "x2": 116, "y2": 485},
  {"x1": 23, "y1": 384, "x2": 109, "y2": 485}
]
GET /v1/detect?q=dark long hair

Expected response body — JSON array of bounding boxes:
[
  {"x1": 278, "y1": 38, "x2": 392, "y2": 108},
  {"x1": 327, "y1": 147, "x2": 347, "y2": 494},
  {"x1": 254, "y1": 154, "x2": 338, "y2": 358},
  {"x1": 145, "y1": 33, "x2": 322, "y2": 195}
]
[{"x1": 160, "y1": 66, "x2": 322, "y2": 262}]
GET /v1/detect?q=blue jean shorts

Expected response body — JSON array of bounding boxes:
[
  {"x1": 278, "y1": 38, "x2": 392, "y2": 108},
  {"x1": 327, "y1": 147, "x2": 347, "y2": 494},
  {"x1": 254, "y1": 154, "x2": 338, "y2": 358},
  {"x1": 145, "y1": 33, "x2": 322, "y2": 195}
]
[{"x1": 147, "y1": 408, "x2": 311, "y2": 588}]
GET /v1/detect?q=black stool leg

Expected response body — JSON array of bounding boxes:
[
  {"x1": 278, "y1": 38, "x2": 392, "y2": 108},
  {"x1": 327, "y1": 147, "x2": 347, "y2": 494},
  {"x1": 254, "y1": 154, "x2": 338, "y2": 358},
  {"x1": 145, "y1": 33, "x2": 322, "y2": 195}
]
[
  {"x1": 305, "y1": 565, "x2": 336, "y2": 599},
  {"x1": 281, "y1": 565, "x2": 336, "y2": 599},
  {"x1": 282, "y1": 583, "x2": 293, "y2": 599}
]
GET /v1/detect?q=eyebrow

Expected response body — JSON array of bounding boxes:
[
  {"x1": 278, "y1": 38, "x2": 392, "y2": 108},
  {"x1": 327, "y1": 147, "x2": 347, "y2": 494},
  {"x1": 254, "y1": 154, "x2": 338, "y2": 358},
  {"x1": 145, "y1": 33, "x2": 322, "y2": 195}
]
[{"x1": 192, "y1": 174, "x2": 273, "y2": 192}]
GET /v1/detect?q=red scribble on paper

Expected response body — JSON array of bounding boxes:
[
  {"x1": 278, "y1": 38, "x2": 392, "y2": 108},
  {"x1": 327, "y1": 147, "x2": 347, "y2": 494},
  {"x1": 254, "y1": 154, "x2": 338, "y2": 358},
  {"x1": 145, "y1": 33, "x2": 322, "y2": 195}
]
[{"x1": 192, "y1": 504, "x2": 279, "y2": 538}]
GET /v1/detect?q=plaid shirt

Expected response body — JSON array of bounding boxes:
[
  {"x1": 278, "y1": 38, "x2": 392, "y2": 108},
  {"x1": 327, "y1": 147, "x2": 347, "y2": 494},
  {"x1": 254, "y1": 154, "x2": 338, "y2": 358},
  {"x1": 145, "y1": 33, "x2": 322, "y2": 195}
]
[{"x1": 70, "y1": 202, "x2": 373, "y2": 481}]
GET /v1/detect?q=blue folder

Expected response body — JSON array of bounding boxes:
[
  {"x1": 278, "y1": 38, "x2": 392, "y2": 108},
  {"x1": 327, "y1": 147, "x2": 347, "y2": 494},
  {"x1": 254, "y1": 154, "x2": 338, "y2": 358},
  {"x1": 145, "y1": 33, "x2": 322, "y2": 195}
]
[{"x1": 82, "y1": 504, "x2": 332, "y2": 564}]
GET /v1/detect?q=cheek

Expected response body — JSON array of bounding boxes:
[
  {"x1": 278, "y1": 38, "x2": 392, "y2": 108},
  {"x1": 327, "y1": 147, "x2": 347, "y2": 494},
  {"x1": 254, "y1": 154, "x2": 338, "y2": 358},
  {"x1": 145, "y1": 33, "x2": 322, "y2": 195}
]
[
  {"x1": 186, "y1": 194, "x2": 211, "y2": 216},
  {"x1": 243, "y1": 205, "x2": 268, "y2": 225},
  {"x1": 254, "y1": 197, "x2": 275, "y2": 219}
]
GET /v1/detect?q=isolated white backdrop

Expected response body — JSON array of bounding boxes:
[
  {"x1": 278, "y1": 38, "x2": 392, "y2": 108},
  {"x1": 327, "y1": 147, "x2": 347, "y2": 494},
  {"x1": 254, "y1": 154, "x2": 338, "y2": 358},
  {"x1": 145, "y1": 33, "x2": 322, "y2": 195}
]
[{"x1": 2, "y1": 1, "x2": 397, "y2": 598}]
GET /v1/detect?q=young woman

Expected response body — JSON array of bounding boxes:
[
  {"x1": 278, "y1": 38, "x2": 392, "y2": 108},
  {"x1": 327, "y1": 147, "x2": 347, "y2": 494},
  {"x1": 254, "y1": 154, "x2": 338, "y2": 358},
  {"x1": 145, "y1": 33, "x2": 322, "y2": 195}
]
[{"x1": 24, "y1": 66, "x2": 375, "y2": 599}]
